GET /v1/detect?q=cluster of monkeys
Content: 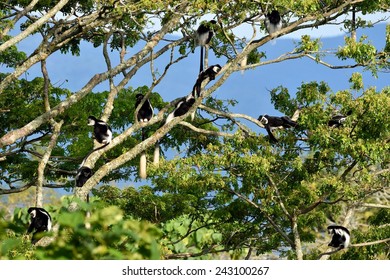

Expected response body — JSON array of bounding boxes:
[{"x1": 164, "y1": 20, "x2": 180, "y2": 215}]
[
  {"x1": 257, "y1": 109, "x2": 352, "y2": 143},
  {"x1": 26, "y1": 206, "x2": 351, "y2": 251},
  {"x1": 74, "y1": 19, "x2": 223, "y2": 184},
  {"x1": 74, "y1": 8, "x2": 353, "y2": 186},
  {"x1": 27, "y1": 8, "x2": 353, "y2": 253}
]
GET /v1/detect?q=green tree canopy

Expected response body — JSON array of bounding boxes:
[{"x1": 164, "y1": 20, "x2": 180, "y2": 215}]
[{"x1": 0, "y1": 0, "x2": 389, "y2": 260}]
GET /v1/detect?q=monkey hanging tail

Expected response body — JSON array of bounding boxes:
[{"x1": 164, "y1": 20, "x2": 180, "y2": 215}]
[
  {"x1": 84, "y1": 193, "x2": 91, "y2": 229},
  {"x1": 79, "y1": 142, "x2": 109, "y2": 168},
  {"x1": 139, "y1": 128, "x2": 147, "y2": 179},
  {"x1": 139, "y1": 152, "x2": 147, "y2": 179},
  {"x1": 139, "y1": 126, "x2": 160, "y2": 179},
  {"x1": 200, "y1": 46, "x2": 204, "y2": 73},
  {"x1": 140, "y1": 142, "x2": 159, "y2": 179}
]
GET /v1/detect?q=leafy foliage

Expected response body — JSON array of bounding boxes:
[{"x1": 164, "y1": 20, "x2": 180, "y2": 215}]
[
  {"x1": 0, "y1": 0, "x2": 389, "y2": 260},
  {"x1": 0, "y1": 200, "x2": 162, "y2": 260}
]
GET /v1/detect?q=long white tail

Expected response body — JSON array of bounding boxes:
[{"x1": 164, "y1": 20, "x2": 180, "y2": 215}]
[
  {"x1": 139, "y1": 152, "x2": 147, "y2": 179},
  {"x1": 85, "y1": 193, "x2": 91, "y2": 229}
]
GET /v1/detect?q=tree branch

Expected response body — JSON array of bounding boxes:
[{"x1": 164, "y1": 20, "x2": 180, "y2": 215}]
[
  {"x1": 360, "y1": 203, "x2": 390, "y2": 209},
  {"x1": 179, "y1": 121, "x2": 234, "y2": 138},
  {"x1": 0, "y1": 0, "x2": 70, "y2": 52},
  {"x1": 164, "y1": 245, "x2": 218, "y2": 259},
  {"x1": 226, "y1": 188, "x2": 295, "y2": 247},
  {"x1": 0, "y1": 0, "x2": 40, "y2": 39},
  {"x1": 266, "y1": 174, "x2": 292, "y2": 220},
  {"x1": 101, "y1": 30, "x2": 118, "y2": 122},
  {"x1": 0, "y1": 18, "x2": 188, "y2": 148},
  {"x1": 35, "y1": 120, "x2": 63, "y2": 207},
  {"x1": 351, "y1": 237, "x2": 390, "y2": 247},
  {"x1": 305, "y1": 54, "x2": 362, "y2": 69}
]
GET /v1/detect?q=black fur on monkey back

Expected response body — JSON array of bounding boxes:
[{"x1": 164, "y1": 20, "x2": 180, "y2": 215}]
[
  {"x1": 196, "y1": 20, "x2": 217, "y2": 46},
  {"x1": 267, "y1": 10, "x2": 281, "y2": 24},
  {"x1": 27, "y1": 207, "x2": 52, "y2": 244},
  {"x1": 75, "y1": 166, "x2": 93, "y2": 187},
  {"x1": 327, "y1": 225, "x2": 350, "y2": 248},
  {"x1": 135, "y1": 93, "x2": 154, "y2": 122}
]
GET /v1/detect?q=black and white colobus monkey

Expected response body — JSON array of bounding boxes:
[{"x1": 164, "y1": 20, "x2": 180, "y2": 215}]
[
  {"x1": 165, "y1": 95, "x2": 196, "y2": 124},
  {"x1": 265, "y1": 10, "x2": 282, "y2": 35},
  {"x1": 75, "y1": 116, "x2": 112, "y2": 187},
  {"x1": 190, "y1": 64, "x2": 222, "y2": 121},
  {"x1": 27, "y1": 207, "x2": 52, "y2": 244},
  {"x1": 196, "y1": 20, "x2": 217, "y2": 73},
  {"x1": 192, "y1": 64, "x2": 222, "y2": 98},
  {"x1": 135, "y1": 93, "x2": 154, "y2": 179},
  {"x1": 135, "y1": 93, "x2": 154, "y2": 123},
  {"x1": 88, "y1": 115, "x2": 113, "y2": 145},
  {"x1": 327, "y1": 225, "x2": 350, "y2": 249},
  {"x1": 259, "y1": 2, "x2": 282, "y2": 35},
  {"x1": 75, "y1": 166, "x2": 93, "y2": 188},
  {"x1": 258, "y1": 114, "x2": 298, "y2": 143},
  {"x1": 328, "y1": 110, "x2": 352, "y2": 128},
  {"x1": 82, "y1": 115, "x2": 113, "y2": 163},
  {"x1": 152, "y1": 96, "x2": 196, "y2": 168}
]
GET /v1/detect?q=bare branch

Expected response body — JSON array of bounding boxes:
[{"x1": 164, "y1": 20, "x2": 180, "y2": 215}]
[
  {"x1": 199, "y1": 105, "x2": 265, "y2": 128},
  {"x1": 34, "y1": 59, "x2": 63, "y2": 206},
  {"x1": 305, "y1": 54, "x2": 362, "y2": 69},
  {"x1": 0, "y1": 0, "x2": 40, "y2": 39},
  {"x1": 351, "y1": 238, "x2": 390, "y2": 247},
  {"x1": 179, "y1": 121, "x2": 234, "y2": 138},
  {"x1": 164, "y1": 245, "x2": 218, "y2": 259},
  {"x1": 318, "y1": 247, "x2": 343, "y2": 259},
  {"x1": 35, "y1": 120, "x2": 63, "y2": 207},
  {"x1": 240, "y1": 52, "x2": 306, "y2": 71},
  {"x1": 266, "y1": 175, "x2": 292, "y2": 219},
  {"x1": 0, "y1": 182, "x2": 67, "y2": 195},
  {"x1": 226, "y1": 188, "x2": 295, "y2": 247},
  {"x1": 0, "y1": 19, "x2": 188, "y2": 148},
  {"x1": 360, "y1": 203, "x2": 390, "y2": 209},
  {"x1": 0, "y1": 0, "x2": 70, "y2": 52}
]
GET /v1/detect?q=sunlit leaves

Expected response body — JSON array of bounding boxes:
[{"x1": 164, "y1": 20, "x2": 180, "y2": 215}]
[
  {"x1": 337, "y1": 36, "x2": 377, "y2": 65},
  {"x1": 30, "y1": 201, "x2": 163, "y2": 260},
  {"x1": 295, "y1": 35, "x2": 322, "y2": 54},
  {"x1": 349, "y1": 72, "x2": 364, "y2": 91},
  {"x1": 0, "y1": 36, "x2": 27, "y2": 68},
  {"x1": 1, "y1": 0, "x2": 390, "y2": 261},
  {"x1": 162, "y1": 214, "x2": 223, "y2": 259},
  {"x1": 385, "y1": 24, "x2": 390, "y2": 53}
]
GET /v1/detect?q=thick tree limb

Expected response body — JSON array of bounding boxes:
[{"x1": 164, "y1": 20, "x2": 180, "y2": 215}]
[
  {"x1": 292, "y1": 215, "x2": 303, "y2": 260},
  {"x1": 0, "y1": 20, "x2": 188, "y2": 148},
  {"x1": 361, "y1": 203, "x2": 390, "y2": 209},
  {"x1": 351, "y1": 237, "x2": 390, "y2": 247},
  {"x1": 35, "y1": 120, "x2": 63, "y2": 207}
]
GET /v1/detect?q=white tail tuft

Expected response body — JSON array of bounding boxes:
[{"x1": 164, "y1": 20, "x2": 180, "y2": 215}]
[{"x1": 139, "y1": 152, "x2": 147, "y2": 179}]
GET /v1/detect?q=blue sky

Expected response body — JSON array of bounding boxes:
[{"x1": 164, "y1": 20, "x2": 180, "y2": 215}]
[
  {"x1": 13, "y1": 18, "x2": 389, "y2": 129},
  {"x1": 3, "y1": 13, "x2": 389, "y2": 190}
]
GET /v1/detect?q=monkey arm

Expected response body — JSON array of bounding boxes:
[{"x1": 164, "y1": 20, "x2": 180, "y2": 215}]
[
  {"x1": 27, "y1": 221, "x2": 35, "y2": 233},
  {"x1": 265, "y1": 125, "x2": 278, "y2": 143}
]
